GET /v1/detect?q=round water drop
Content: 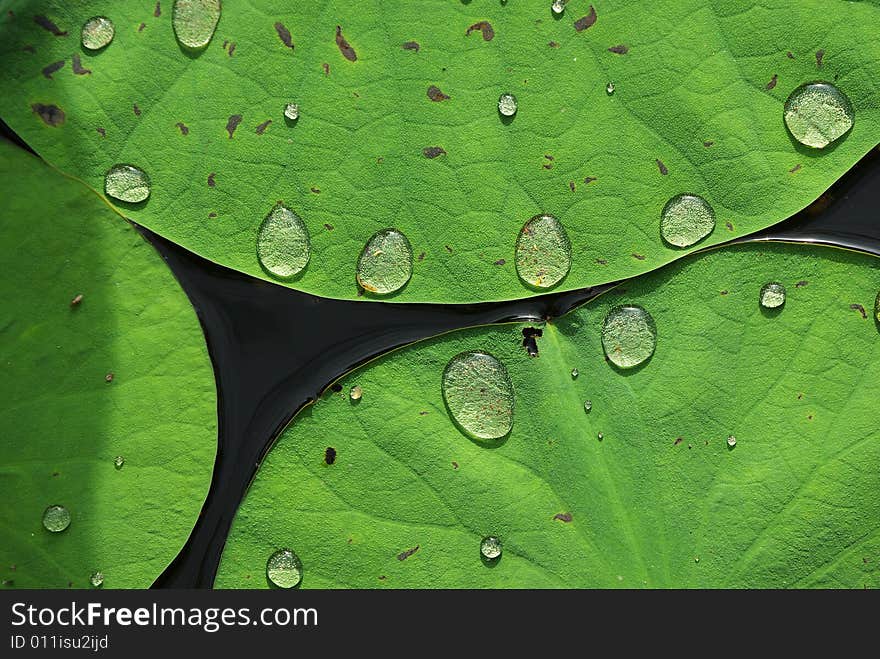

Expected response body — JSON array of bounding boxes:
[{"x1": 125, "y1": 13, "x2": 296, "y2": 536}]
[
  {"x1": 570, "y1": 368, "x2": 579, "y2": 379},
  {"x1": 42, "y1": 505, "x2": 70, "y2": 533},
  {"x1": 266, "y1": 548, "x2": 302, "y2": 588},
  {"x1": 105, "y1": 164, "x2": 151, "y2": 203},
  {"x1": 113, "y1": 455, "x2": 124, "y2": 470},
  {"x1": 551, "y1": 0, "x2": 566, "y2": 15},
  {"x1": 90, "y1": 571, "x2": 104, "y2": 588},
  {"x1": 759, "y1": 282, "x2": 786, "y2": 309},
  {"x1": 601, "y1": 305, "x2": 657, "y2": 369},
  {"x1": 584, "y1": 400, "x2": 592, "y2": 413},
  {"x1": 442, "y1": 351, "x2": 515, "y2": 441},
  {"x1": 356, "y1": 228, "x2": 413, "y2": 295},
  {"x1": 727, "y1": 435, "x2": 737, "y2": 448},
  {"x1": 597, "y1": 431, "x2": 604, "y2": 441},
  {"x1": 606, "y1": 82, "x2": 615, "y2": 95},
  {"x1": 284, "y1": 103, "x2": 299, "y2": 121},
  {"x1": 660, "y1": 194, "x2": 715, "y2": 248},
  {"x1": 349, "y1": 385, "x2": 362, "y2": 401},
  {"x1": 480, "y1": 536, "x2": 502, "y2": 560},
  {"x1": 172, "y1": 0, "x2": 221, "y2": 49},
  {"x1": 81, "y1": 16, "x2": 114, "y2": 50},
  {"x1": 257, "y1": 203, "x2": 310, "y2": 279},
  {"x1": 498, "y1": 93, "x2": 518, "y2": 117},
  {"x1": 515, "y1": 214, "x2": 571, "y2": 290},
  {"x1": 784, "y1": 82, "x2": 854, "y2": 149}
]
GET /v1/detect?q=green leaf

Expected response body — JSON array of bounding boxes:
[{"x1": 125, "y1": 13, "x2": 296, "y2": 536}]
[
  {"x1": 1, "y1": 0, "x2": 878, "y2": 302},
  {"x1": 0, "y1": 140, "x2": 217, "y2": 588},
  {"x1": 216, "y1": 243, "x2": 880, "y2": 588}
]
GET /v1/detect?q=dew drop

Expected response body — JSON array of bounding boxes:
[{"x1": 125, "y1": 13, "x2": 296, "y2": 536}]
[
  {"x1": 283, "y1": 103, "x2": 299, "y2": 121},
  {"x1": 42, "y1": 505, "x2": 70, "y2": 533},
  {"x1": 256, "y1": 203, "x2": 310, "y2": 279},
  {"x1": 266, "y1": 548, "x2": 302, "y2": 588},
  {"x1": 515, "y1": 214, "x2": 571, "y2": 290},
  {"x1": 104, "y1": 164, "x2": 151, "y2": 203},
  {"x1": 89, "y1": 571, "x2": 104, "y2": 588},
  {"x1": 606, "y1": 81, "x2": 615, "y2": 95},
  {"x1": 759, "y1": 282, "x2": 786, "y2": 309},
  {"x1": 875, "y1": 291, "x2": 880, "y2": 322},
  {"x1": 783, "y1": 82, "x2": 854, "y2": 149},
  {"x1": 356, "y1": 228, "x2": 413, "y2": 295},
  {"x1": 601, "y1": 305, "x2": 657, "y2": 369},
  {"x1": 442, "y1": 351, "x2": 515, "y2": 441},
  {"x1": 727, "y1": 435, "x2": 737, "y2": 448},
  {"x1": 113, "y1": 455, "x2": 124, "y2": 470},
  {"x1": 660, "y1": 194, "x2": 715, "y2": 248},
  {"x1": 480, "y1": 536, "x2": 502, "y2": 560},
  {"x1": 584, "y1": 400, "x2": 592, "y2": 413},
  {"x1": 551, "y1": 0, "x2": 566, "y2": 15},
  {"x1": 498, "y1": 93, "x2": 518, "y2": 117},
  {"x1": 597, "y1": 431, "x2": 604, "y2": 441},
  {"x1": 172, "y1": 0, "x2": 221, "y2": 49},
  {"x1": 570, "y1": 368, "x2": 579, "y2": 379},
  {"x1": 81, "y1": 16, "x2": 114, "y2": 50},
  {"x1": 349, "y1": 385, "x2": 362, "y2": 401}
]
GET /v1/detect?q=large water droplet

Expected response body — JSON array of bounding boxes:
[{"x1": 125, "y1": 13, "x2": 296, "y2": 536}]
[
  {"x1": 759, "y1": 282, "x2": 786, "y2": 309},
  {"x1": 356, "y1": 229, "x2": 413, "y2": 295},
  {"x1": 660, "y1": 194, "x2": 715, "y2": 248},
  {"x1": 42, "y1": 505, "x2": 70, "y2": 533},
  {"x1": 90, "y1": 571, "x2": 104, "y2": 588},
  {"x1": 266, "y1": 548, "x2": 302, "y2": 588},
  {"x1": 284, "y1": 103, "x2": 299, "y2": 121},
  {"x1": 172, "y1": 0, "x2": 221, "y2": 49},
  {"x1": 81, "y1": 16, "x2": 114, "y2": 50},
  {"x1": 257, "y1": 203, "x2": 310, "y2": 279},
  {"x1": 601, "y1": 305, "x2": 657, "y2": 369},
  {"x1": 480, "y1": 536, "x2": 502, "y2": 560},
  {"x1": 442, "y1": 351, "x2": 515, "y2": 441},
  {"x1": 349, "y1": 385, "x2": 362, "y2": 401},
  {"x1": 551, "y1": 0, "x2": 566, "y2": 15},
  {"x1": 104, "y1": 164, "x2": 151, "y2": 203},
  {"x1": 498, "y1": 93, "x2": 518, "y2": 117},
  {"x1": 784, "y1": 82, "x2": 854, "y2": 149},
  {"x1": 515, "y1": 214, "x2": 572, "y2": 290}
]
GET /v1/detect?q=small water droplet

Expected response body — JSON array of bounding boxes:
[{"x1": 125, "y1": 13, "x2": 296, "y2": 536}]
[
  {"x1": 602, "y1": 305, "x2": 657, "y2": 369},
  {"x1": 42, "y1": 505, "x2": 70, "y2": 533},
  {"x1": 606, "y1": 81, "x2": 615, "y2": 95},
  {"x1": 172, "y1": 0, "x2": 221, "y2": 49},
  {"x1": 784, "y1": 82, "x2": 854, "y2": 149},
  {"x1": 442, "y1": 351, "x2": 515, "y2": 441},
  {"x1": 480, "y1": 536, "x2": 502, "y2": 560},
  {"x1": 356, "y1": 229, "x2": 413, "y2": 295},
  {"x1": 81, "y1": 16, "x2": 114, "y2": 50},
  {"x1": 551, "y1": 0, "x2": 566, "y2": 15},
  {"x1": 89, "y1": 571, "x2": 104, "y2": 588},
  {"x1": 727, "y1": 435, "x2": 737, "y2": 448},
  {"x1": 350, "y1": 385, "x2": 362, "y2": 401},
  {"x1": 570, "y1": 368, "x2": 579, "y2": 379},
  {"x1": 875, "y1": 291, "x2": 880, "y2": 322},
  {"x1": 515, "y1": 214, "x2": 571, "y2": 290},
  {"x1": 584, "y1": 400, "x2": 592, "y2": 413},
  {"x1": 104, "y1": 164, "x2": 151, "y2": 203},
  {"x1": 266, "y1": 548, "x2": 302, "y2": 588},
  {"x1": 283, "y1": 103, "x2": 299, "y2": 121},
  {"x1": 660, "y1": 194, "x2": 715, "y2": 248},
  {"x1": 113, "y1": 456, "x2": 124, "y2": 470},
  {"x1": 498, "y1": 93, "x2": 518, "y2": 117},
  {"x1": 759, "y1": 282, "x2": 786, "y2": 309},
  {"x1": 257, "y1": 203, "x2": 310, "y2": 279},
  {"x1": 597, "y1": 431, "x2": 604, "y2": 441}
]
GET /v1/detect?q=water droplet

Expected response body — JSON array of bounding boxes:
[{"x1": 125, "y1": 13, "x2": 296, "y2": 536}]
[
  {"x1": 601, "y1": 305, "x2": 657, "y2": 369},
  {"x1": 570, "y1": 368, "x2": 579, "y2": 379},
  {"x1": 480, "y1": 536, "x2": 502, "y2": 560},
  {"x1": 660, "y1": 194, "x2": 715, "y2": 248},
  {"x1": 172, "y1": 0, "x2": 221, "y2": 49},
  {"x1": 442, "y1": 351, "x2": 515, "y2": 441},
  {"x1": 759, "y1": 282, "x2": 786, "y2": 309},
  {"x1": 727, "y1": 435, "x2": 737, "y2": 448},
  {"x1": 597, "y1": 431, "x2": 604, "y2": 441},
  {"x1": 606, "y1": 81, "x2": 615, "y2": 95},
  {"x1": 498, "y1": 93, "x2": 518, "y2": 117},
  {"x1": 349, "y1": 385, "x2": 362, "y2": 401},
  {"x1": 113, "y1": 456, "x2": 124, "y2": 470},
  {"x1": 584, "y1": 400, "x2": 592, "y2": 413},
  {"x1": 42, "y1": 505, "x2": 70, "y2": 533},
  {"x1": 356, "y1": 229, "x2": 413, "y2": 295},
  {"x1": 81, "y1": 16, "x2": 114, "y2": 50},
  {"x1": 875, "y1": 291, "x2": 880, "y2": 322},
  {"x1": 783, "y1": 82, "x2": 854, "y2": 149},
  {"x1": 256, "y1": 203, "x2": 310, "y2": 279},
  {"x1": 283, "y1": 103, "x2": 299, "y2": 121},
  {"x1": 515, "y1": 214, "x2": 571, "y2": 290},
  {"x1": 551, "y1": 0, "x2": 566, "y2": 15},
  {"x1": 266, "y1": 548, "x2": 302, "y2": 588},
  {"x1": 89, "y1": 571, "x2": 104, "y2": 588},
  {"x1": 104, "y1": 164, "x2": 151, "y2": 203}
]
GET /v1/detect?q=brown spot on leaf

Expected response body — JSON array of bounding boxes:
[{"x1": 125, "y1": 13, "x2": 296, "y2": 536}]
[
  {"x1": 766, "y1": 74, "x2": 778, "y2": 90},
  {"x1": 554, "y1": 512, "x2": 573, "y2": 523},
  {"x1": 632, "y1": 253, "x2": 646, "y2": 261},
  {"x1": 451, "y1": 461, "x2": 459, "y2": 470},
  {"x1": 569, "y1": 181, "x2": 576, "y2": 192},
  {"x1": 133, "y1": 103, "x2": 141, "y2": 116},
  {"x1": 789, "y1": 163, "x2": 802, "y2": 174},
  {"x1": 322, "y1": 62, "x2": 330, "y2": 76},
  {"x1": 323, "y1": 223, "x2": 334, "y2": 231},
  {"x1": 725, "y1": 222, "x2": 734, "y2": 232},
  {"x1": 96, "y1": 127, "x2": 106, "y2": 137},
  {"x1": 795, "y1": 280, "x2": 808, "y2": 288},
  {"x1": 138, "y1": 22, "x2": 146, "y2": 32},
  {"x1": 208, "y1": 212, "x2": 217, "y2": 219},
  {"x1": 402, "y1": 41, "x2": 420, "y2": 52},
  {"x1": 176, "y1": 121, "x2": 189, "y2": 135},
  {"x1": 105, "y1": 372, "x2": 114, "y2": 382},
  {"x1": 397, "y1": 545, "x2": 419, "y2": 561},
  {"x1": 34, "y1": 15, "x2": 67, "y2": 36},
  {"x1": 275, "y1": 22, "x2": 293, "y2": 48},
  {"x1": 255, "y1": 119, "x2": 272, "y2": 134},
  {"x1": 41, "y1": 60, "x2": 64, "y2": 79},
  {"x1": 422, "y1": 146, "x2": 446, "y2": 159},
  {"x1": 583, "y1": 176, "x2": 597, "y2": 184},
  {"x1": 674, "y1": 437, "x2": 683, "y2": 445},
  {"x1": 850, "y1": 304, "x2": 867, "y2": 319},
  {"x1": 324, "y1": 447, "x2": 336, "y2": 465},
  {"x1": 427, "y1": 85, "x2": 450, "y2": 102},
  {"x1": 31, "y1": 103, "x2": 64, "y2": 126},
  {"x1": 493, "y1": 258, "x2": 506, "y2": 266},
  {"x1": 786, "y1": 51, "x2": 795, "y2": 59},
  {"x1": 656, "y1": 159, "x2": 668, "y2": 175},
  {"x1": 703, "y1": 140, "x2": 714, "y2": 147},
  {"x1": 226, "y1": 114, "x2": 242, "y2": 138},
  {"x1": 154, "y1": 1, "x2": 161, "y2": 18},
  {"x1": 608, "y1": 44, "x2": 629, "y2": 54},
  {"x1": 574, "y1": 6, "x2": 597, "y2": 32},
  {"x1": 465, "y1": 21, "x2": 494, "y2": 41},
  {"x1": 815, "y1": 49, "x2": 824, "y2": 67},
  {"x1": 207, "y1": 173, "x2": 216, "y2": 187},
  {"x1": 548, "y1": 40, "x2": 560, "y2": 48},
  {"x1": 70, "y1": 294, "x2": 83, "y2": 307},
  {"x1": 71, "y1": 54, "x2": 90, "y2": 75},
  {"x1": 335, "y1": 25, "x2": 357, "y2": 61},
  {"x1": 720, "y1": 290, "x2": 729, "y2": 296}
]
